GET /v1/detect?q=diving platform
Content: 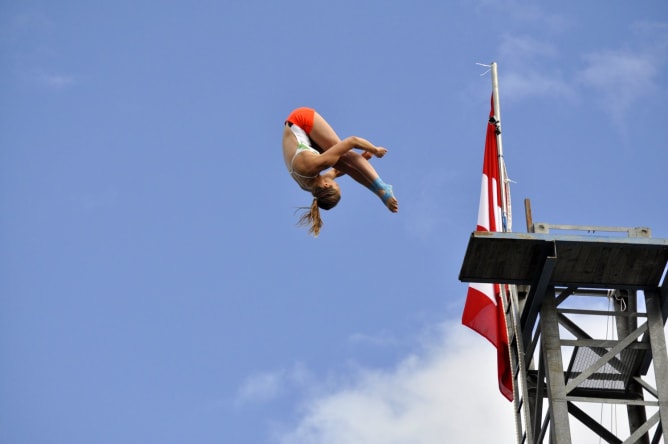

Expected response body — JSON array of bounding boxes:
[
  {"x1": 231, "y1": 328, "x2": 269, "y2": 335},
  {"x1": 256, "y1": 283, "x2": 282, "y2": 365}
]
[
  {"x1": 460, "y1": 231, "x2": 668, "y2": 290},
  {"x1": 459, "y1": 227, "x2": 668, "y2": 444}
]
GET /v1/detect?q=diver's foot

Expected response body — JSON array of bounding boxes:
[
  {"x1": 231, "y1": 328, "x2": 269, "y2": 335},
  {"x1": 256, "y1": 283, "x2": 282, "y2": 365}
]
[
  {"x1": 385, "y1": 196, "x2": 399, "y2": 212},
  {"x1": 378, "y1": 185, "x2": 399, "y2": 213}
]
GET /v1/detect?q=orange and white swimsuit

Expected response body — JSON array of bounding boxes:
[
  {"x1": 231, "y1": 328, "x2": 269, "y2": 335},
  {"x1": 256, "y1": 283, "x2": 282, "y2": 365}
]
[
  {"x1": 285, "y1": 107, "x2": 315, "y2": 134},
  {"x1": 285, "y1": 107, "x2": 320, "y2": 191}
]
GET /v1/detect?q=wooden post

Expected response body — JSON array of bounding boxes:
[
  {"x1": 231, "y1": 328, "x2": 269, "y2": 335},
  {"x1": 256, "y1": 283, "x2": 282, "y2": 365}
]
[{"x1": 524, "y1": 198, "x2": 534, "y2": 233}]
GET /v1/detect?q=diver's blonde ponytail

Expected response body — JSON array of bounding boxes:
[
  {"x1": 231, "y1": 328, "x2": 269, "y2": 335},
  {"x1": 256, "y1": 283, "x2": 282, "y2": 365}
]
[{"x1": 297, "y1": 198, "x2": 324, "y2": 237}]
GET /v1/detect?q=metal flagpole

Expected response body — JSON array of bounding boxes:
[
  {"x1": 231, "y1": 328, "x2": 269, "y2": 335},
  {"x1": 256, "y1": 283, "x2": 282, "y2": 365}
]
[
  {"x1": 490, "y1": 62, "x2": 509, "y2": 233},
  {"x1": 488, "y1": 62, "x2": 533, "y2": 444}
]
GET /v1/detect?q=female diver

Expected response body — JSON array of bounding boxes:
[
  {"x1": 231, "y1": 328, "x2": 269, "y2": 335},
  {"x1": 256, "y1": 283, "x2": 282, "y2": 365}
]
[{"x1": 282, "y1": 107, "x2": 398, "y2": 236}]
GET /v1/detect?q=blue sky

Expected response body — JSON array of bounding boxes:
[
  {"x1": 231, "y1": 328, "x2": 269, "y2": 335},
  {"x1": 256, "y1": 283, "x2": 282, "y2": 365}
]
[{"x1": 1, "y1": 1, "x2": 667, "y2": 443}]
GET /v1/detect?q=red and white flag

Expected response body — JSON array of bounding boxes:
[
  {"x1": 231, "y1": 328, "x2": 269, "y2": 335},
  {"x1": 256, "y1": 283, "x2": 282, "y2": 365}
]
[{"x1": 461, "y1": 96, "x2": 513, "y2": 401}]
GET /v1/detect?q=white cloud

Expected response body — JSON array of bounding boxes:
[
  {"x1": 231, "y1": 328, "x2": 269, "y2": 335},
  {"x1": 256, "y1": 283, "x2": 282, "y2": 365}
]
[
  {"x1": 348, "y1": 330, "x2": 401, "y2": 348},
  {"x1": 475, "y1": 0, "x2": 572, "y2": 33},
  {"x1": 493, "y1": 35, "x2": 575, "y2": 103},
  {"x1": 499, "y1": 34, "x2": 557, "y2": 63},
  {"x1": 502, "y1": 70, "x2": 575, "y2": 103},
  {"x1": 577, "y1": 49, "x2": 661, "y2": 124},
  {"x1": 493, "y1": 20, "x2": 668, "y2": 125},
  {"x1": 273, "y1": 310, "x2": 668, "y2": 444},
  {"x1": 277, "y1": 322, "x2": 516, "y2": 444},
  {"x1": 236, "y1": 362, "x2": 318, "y2": 407},
  {"x1": 3, "y1": 11, "x2": 75, "y2": 90},
  {"x1": 4, "y1": 10, "x2": 55, "y2": 39},
  {"x1": 40, "y1": 73, "x2": 76, "y2": 89},
  {"x1": 629, "y1": 21, "x2": 668, "y2": 49},
  {"x1": 236, "y1": 370, "x2": 286, "y2": 406}
]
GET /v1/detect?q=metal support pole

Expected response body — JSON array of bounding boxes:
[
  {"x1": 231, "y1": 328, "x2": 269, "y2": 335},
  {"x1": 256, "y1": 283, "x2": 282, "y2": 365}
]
[
  {"x1": 615, "y1": 291, "x2": 649, "y2": 444},
  {"x1": 540, "y1": 286, "x2": 572, "y2": 443},
  {"x1": 506, "y1": 284, "x2": 534, "y2": 443},
  {"x1": 645, "y1": 289, "x2": 668, "y2": 442}
]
